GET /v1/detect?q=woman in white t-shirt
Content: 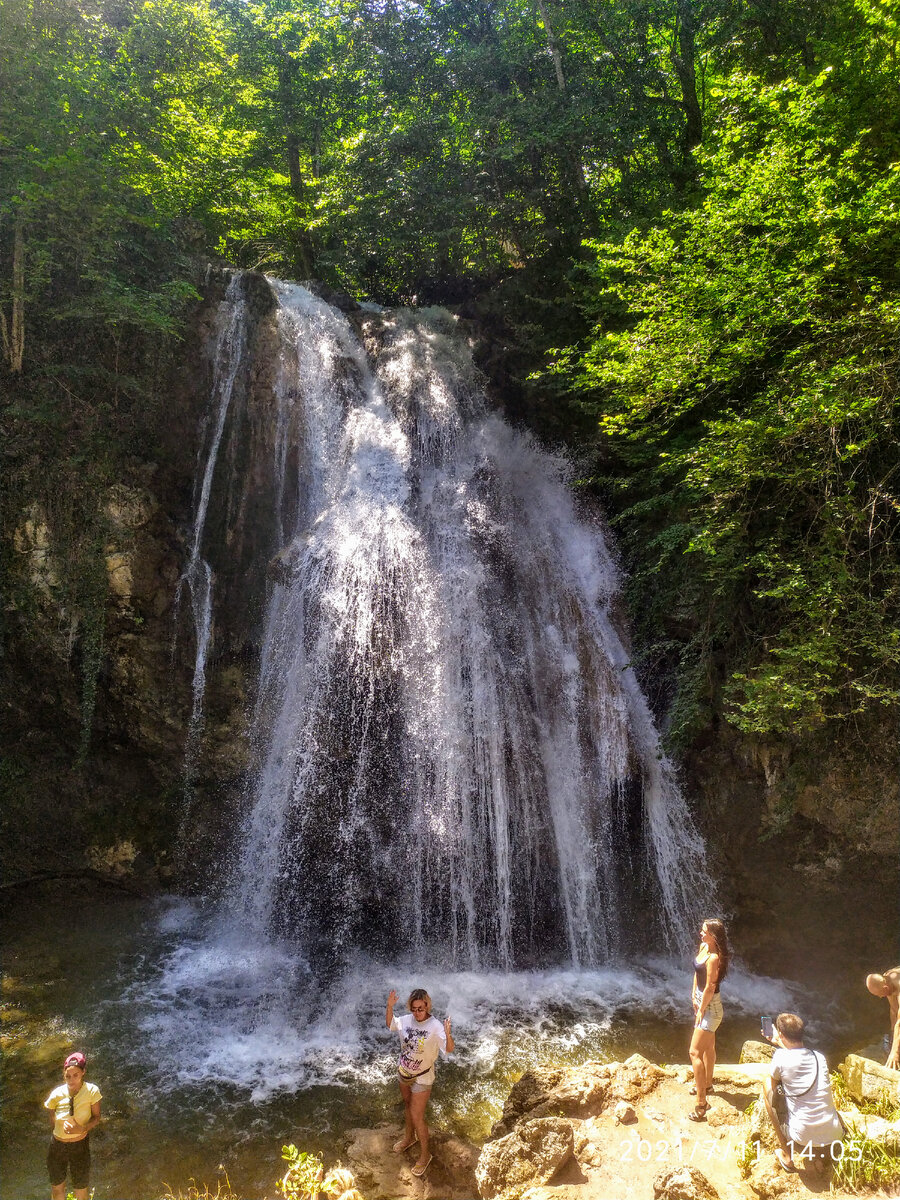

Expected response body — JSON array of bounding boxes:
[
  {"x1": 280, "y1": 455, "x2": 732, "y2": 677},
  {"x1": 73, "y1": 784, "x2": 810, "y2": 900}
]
[
  {"x1": 43, "y1": 1051, "x2": 102, "y2": 1200},
  {"x1": 386, "y1": 988, "x2": 454, "y2": 1177}
]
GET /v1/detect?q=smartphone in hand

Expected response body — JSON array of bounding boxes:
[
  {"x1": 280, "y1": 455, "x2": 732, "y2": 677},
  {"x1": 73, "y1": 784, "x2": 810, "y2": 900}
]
[{"x1": 760, "y1": 1016, "x2": 775, "y2": 1041}]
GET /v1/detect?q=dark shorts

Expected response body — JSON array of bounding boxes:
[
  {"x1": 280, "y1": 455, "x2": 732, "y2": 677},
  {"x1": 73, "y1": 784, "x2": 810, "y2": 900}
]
[{"x1": 47, "y1": 1135, "x2": 91, "y2": 1189}]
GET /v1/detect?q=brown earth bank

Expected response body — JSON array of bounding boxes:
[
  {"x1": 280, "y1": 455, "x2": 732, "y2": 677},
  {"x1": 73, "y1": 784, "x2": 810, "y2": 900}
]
[
  {"x1": 330, "y1": 1052, "x2": 900, "y2": 1200},
  {"x1": 1, "y1": 268, "x2": 897, "y2": 940}
]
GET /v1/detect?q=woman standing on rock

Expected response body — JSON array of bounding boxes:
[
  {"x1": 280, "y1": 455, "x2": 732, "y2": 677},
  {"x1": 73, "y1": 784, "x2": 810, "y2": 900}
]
[
  {"x1": 386, "y1": 988, "x2": 454, "y2": 1177},
  {"x1": 688, "y1": 918, "x2": 729, "y2": 1121}
]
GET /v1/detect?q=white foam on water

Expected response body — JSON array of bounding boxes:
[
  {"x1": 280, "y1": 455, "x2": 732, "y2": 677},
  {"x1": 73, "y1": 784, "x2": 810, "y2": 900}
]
[{"x1": 121, "y1": 903, "x2": 798, "y2": 1103}]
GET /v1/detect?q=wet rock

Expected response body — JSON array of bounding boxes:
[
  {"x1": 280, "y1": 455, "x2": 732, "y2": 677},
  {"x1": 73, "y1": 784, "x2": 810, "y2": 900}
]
[
  {"x1": 475, "y1": 1117, "x2": 574, "y2": 1200},
  {"x1": 837, "y1": 1053, "x2": 900, "y2": 1106},
  {"x1": 303, "y1": 280, "x2": 361, "y2": 312},
  {"x1": 652, "y1": 1165, "x2": 720, "y2": 1200}
]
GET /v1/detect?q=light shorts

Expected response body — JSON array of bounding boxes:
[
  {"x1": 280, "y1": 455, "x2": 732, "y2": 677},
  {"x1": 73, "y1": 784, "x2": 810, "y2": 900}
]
[
  {"x1": 398, "y1": 1067, "x2": 435, "y2": 1093},
  {"x1": 694, "y1": 991, "x2": 723, "y2": 1033}
]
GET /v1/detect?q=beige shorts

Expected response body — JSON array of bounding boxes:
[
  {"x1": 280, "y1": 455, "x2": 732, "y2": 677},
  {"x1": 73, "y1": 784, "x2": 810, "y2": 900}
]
[
  {"x1": 694, "y1": 991, "x2": 723, "y2": 1033},
  {"x1": 398, "y1": 1067, "x2": 435, "y2": 1093}
]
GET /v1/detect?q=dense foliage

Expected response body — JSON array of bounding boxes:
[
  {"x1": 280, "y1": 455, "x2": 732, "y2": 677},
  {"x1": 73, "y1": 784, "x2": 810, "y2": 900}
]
[{"x1": 2, "y1": 0, "x2": 898, "y2": 753}]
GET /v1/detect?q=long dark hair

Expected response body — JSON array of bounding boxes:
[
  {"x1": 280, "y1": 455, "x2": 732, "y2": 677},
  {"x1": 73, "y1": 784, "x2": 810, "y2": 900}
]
[{"x1": 703, "y1": 918, "x2": 730, "y2": 983}]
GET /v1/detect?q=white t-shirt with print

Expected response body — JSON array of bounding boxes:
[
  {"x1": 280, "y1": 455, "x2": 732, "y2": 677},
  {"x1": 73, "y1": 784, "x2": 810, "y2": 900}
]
[{"x1": 391, "y1": 1012, "x2": 447, "y2": 1078}]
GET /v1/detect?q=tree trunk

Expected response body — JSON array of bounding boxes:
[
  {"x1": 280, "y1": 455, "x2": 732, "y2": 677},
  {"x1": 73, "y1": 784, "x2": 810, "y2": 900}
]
[
  {"x1": 672, "y1": 0, "x2": 703, "y2": 171},
  {"x1": 1, "y1": 219, "x2": 25, "y2": 373}
]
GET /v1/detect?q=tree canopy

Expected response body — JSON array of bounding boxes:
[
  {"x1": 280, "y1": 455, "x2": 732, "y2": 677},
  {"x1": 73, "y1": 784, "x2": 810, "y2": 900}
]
[{"x1": 2, "y1": 0, "x2": 898, "y2": 748}]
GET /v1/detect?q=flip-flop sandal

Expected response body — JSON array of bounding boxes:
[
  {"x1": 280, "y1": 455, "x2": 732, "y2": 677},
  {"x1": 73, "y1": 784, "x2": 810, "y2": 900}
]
[
  {"x1": 775, "y1": 1149, "x2": 797, "y2": 1172},
  {"x1": 392, "y1": 1136, "x2": 418, "y2": 1153},
  {"x1": 411, "y1": 1155, "x2": 433, "y2": 1177},
  {"x1": 687, "y1": 1103, "x2": 709, "y2": 1122}
]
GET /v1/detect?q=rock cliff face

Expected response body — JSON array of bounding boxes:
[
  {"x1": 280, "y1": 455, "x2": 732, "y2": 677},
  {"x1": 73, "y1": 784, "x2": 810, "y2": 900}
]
[{"x1": 2, "y1": 269, "x2": 897, "y2": 919}]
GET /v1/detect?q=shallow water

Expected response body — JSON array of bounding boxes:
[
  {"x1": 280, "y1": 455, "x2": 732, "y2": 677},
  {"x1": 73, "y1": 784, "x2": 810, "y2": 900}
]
[{"x1": 4, "y1": 883, "x2": 879, "y2": 1200}]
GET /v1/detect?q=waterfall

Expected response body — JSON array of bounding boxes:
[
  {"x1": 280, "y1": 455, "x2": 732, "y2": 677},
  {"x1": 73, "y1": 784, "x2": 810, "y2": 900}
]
[
  {"x1": 186, "y1": 272, "x2": 712, "y2": 970},
  {"x1": 174, "y1": 273, "x2": 250, "y2": 788}
]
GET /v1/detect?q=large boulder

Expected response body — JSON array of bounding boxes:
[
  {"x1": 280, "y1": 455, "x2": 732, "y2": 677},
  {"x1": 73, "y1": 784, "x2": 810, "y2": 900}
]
[
  {"x1": 490, "y1": 1057, "x2": 669, "y2": 1138},
  {"x1": 841, "y1": 1112, "x2": 900, "y2": 1153},
  {"x1": 490, "y1": 1067, "x2": 566, "y2": 1137},
  {"x1": 652, "y1": 1165, "x2": 720, "y2": 1200},
  {"x1": 837, "y1": 1054, "x2": 900, "y2": 1106},
  {"x1": 740, "y1": 1041, "x2": 775, "y2": 1064},
  {"x1": 474, "y1": 1117, "x2": 574, "y2": 1200}
]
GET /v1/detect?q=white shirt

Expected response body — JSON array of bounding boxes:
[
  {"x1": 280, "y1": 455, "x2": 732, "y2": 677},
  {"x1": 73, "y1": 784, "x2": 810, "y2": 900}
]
[
  {"x1": 391, "y1": 1012, "x2": 447, "y2": 1077},
  {"x1": 771, "y1": 1048, "x2": 843, "y2": 1148}
]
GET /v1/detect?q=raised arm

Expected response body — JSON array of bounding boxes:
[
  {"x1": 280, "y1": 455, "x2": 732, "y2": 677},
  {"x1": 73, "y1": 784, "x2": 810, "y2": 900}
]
[
  {"x1": 443, "y1": 1016, "x2": 454, "y2": 1054},
  {"x1": 386, "y1": 989, "x2": 398, "y2": 1030}
]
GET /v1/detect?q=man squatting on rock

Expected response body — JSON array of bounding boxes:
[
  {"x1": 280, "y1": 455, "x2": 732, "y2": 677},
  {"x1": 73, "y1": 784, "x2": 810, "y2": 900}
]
[
  {"x1": 866, "y1": 967, "x2": 900, "y2": 1070},
  {"x1": 386, "y1": 987, "x2": 454, "y2": 1178},
  {"x1": 761, "y1": 1012, "x2": 843, "y2": 1173}
]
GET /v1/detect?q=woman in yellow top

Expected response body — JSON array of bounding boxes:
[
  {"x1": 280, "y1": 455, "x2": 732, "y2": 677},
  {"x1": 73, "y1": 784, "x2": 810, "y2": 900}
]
[
  {"x1": 43, "y1": 1051, "x2": 102, "y2": 1200},
  {"x1": 688, "y1": 919, "x2": 730, "y2": 1121}
]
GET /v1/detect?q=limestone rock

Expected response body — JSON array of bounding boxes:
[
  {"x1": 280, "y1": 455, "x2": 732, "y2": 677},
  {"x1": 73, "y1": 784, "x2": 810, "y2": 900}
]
[
  {"x1": 706, "y1": 1103, "x2": 742, "y2": 1127},
  {"x1": 343, "y1": 1124, "x2": 478, "y2": 1200},
  {"x1": 838, "y1": 1053, "x2": 900, "y2": 1106},
  {"x1": 746, "y1": 1158, "x2": 804, "y2": 1198},
  {"x1": 652, "y1": 1165, "x2": 720, "y2": 1200},
  {"x1": 845, "y1": 1112, "x2": 900, "y2": 1152},
  {"x1": 740, "y1": 1041, "x2": 775, "y2": 1064},
  {"x1": 104, "y1": 483, "x2": 158, "y2": 530},
  {"x1": 475, "y1": 1117, "x2": 574, "y2": 1200},
  {"x1": 490, "y1": 1066, "x2": 566, "y2": 1137},
  {"x1": 749, "y1": 1097, "x2": 781, "y2": 1152},
  {"x1": 613, "y1": 1101, "x2": 637, "y2": 1125}
]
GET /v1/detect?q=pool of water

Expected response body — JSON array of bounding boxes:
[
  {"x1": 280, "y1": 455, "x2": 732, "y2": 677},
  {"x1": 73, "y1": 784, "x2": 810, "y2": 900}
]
[{"x1": 0, "y1": 884, "x2": 881, "y2": 1200}]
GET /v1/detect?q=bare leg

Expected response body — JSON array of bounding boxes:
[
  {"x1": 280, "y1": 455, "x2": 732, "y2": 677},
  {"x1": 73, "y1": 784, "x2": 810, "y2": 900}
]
[
  {"x1": 398, "y1": 1081, "x2": 417, "y2": 1148},
  {"x1": 689, "y1": 1028, "x2": 714, "y2": 1104},
  {"x1": 409, "y1": 1088, "x2": 432, "y2": 1167},
  {"x1": 761, "y1": 1085, "x2": 793, "y2": 1167},
  {"x1": 51, "y1": 1186, "x2": 66, "y2": 1200},
  {"x1": 73, "y1": 1191, "x2": 90, "y2": 1200},
  {"x1": 702, "y1": 1032, "x2": 716, "y2": 1091}
]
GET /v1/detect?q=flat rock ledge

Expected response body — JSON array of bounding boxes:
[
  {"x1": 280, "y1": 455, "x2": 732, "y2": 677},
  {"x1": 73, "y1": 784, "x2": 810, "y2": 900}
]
[{"x1": 339, "y1": 1053, "x2": 900, "y2": 1200}]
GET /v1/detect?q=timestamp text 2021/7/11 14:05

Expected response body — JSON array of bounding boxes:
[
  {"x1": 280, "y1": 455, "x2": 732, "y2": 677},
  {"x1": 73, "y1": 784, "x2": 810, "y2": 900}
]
[{"x1": 618, "y1": 1137, "x2": 863, "y2": 1163}]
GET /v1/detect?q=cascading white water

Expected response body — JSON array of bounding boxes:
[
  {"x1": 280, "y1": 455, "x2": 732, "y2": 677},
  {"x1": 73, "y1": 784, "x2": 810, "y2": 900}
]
[
  {"x1": 174, "y1": 273, "x2": 250, "y2": 785},
  {"x1": 188, "y1": 273, "x2": 712, "y2": 969}
]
